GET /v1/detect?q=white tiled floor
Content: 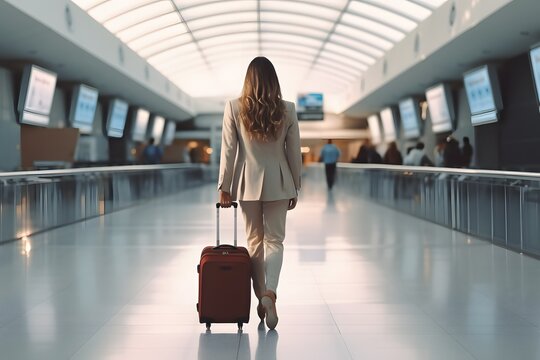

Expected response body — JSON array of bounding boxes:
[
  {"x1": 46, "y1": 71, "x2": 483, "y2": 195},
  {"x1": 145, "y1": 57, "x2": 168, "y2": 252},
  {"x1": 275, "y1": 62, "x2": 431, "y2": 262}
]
[{"x1": 1, "y1": 179, "x2": 540, "y2": 359}]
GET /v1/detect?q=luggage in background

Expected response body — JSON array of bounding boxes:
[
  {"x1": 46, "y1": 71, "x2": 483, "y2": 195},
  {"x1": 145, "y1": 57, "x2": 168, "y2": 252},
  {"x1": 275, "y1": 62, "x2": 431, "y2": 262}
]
[{"x1": 197, "y1": 202, "x2": 251, "y2": 330}]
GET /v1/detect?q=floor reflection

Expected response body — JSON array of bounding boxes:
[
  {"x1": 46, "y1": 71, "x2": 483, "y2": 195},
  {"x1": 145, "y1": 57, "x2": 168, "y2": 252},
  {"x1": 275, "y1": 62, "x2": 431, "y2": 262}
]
[{"x1": 254, "y1": 321, "x2": 278, "y2": 360}]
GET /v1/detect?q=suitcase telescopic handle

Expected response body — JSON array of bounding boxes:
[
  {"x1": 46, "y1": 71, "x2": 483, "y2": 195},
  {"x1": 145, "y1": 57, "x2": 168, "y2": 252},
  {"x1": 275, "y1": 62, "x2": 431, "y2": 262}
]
[{"x1": 215, "y1": 202, "x2": 238, "y2": 247}]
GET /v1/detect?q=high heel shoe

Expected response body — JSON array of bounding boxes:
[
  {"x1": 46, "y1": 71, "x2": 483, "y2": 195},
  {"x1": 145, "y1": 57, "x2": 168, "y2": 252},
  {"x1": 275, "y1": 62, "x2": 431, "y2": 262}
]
[
  {"x1": 257, "y1": 302, "x2": 265, "y2": 321},
  {"x1": 261, "y1": 291, "x2": 278, "y2": 330}
]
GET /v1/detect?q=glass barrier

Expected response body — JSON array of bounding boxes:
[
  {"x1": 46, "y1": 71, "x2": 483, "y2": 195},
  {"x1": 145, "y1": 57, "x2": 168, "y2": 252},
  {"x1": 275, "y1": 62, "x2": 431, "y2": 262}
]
[
  {"x1": 306, "y1": 164, "x2": 540, "y2": 258},
  {"x1": 0, "y1": 164, "x2": 208, "y2": 244}
]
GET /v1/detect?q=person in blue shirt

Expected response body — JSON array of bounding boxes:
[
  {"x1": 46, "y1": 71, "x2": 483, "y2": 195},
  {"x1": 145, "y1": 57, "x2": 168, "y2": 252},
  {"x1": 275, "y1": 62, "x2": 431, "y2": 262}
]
[
  {"x1": 319, "y1": 139, "x2": 341, "y2": 190},
  {"x1": 142, "y1": 138, "x2": 163, "y2": 164}
]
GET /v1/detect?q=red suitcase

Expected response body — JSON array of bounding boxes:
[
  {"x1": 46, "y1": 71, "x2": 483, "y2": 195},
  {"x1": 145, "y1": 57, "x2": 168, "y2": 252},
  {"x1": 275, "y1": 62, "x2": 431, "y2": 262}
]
[{"x1": 197, "y1": 202, "x2": 251, "y2": 331}]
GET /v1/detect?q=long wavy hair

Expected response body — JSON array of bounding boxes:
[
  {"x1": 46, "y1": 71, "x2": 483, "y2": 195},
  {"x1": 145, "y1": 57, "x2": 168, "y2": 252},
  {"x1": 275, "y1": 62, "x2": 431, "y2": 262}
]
[{"x1": 239, "y1": 57, "x2": 285, "y2": 142}]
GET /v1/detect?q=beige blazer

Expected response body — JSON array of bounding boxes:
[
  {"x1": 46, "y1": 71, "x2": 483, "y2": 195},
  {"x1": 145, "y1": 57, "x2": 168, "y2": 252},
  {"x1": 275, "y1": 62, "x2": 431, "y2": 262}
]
[{"x1": 218, "y1": 98, "x2": 302, "y2": 201}]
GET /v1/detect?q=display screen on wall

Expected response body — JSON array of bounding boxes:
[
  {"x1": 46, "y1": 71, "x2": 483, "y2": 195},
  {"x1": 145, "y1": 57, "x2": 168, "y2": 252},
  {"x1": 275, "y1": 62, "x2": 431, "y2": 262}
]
[
  {"x1": 463, "y1": 65, "x2": 503, "y2": 125},
  {"x1": 367, "y1": 114, "x2": 382, "y2": 145},
  {"x1": 131, "y1": 108, "x2": 150, "y2": 142},
  {"x1": 380, "y1": 107, "x2": 397, "y2": 142},
  {"x1": 150, "y1": 115, "x2": 166, "y2": 144},
  {"x1": 529, "y1": 45, "x2": 540, "y2": 112},
  {"x1": 17, "y1": 64, "x2": 57, "y2": 127},
  {"x1": 106, "y1": 99, "x2": 129, "y2": 138},
  {"x1": 69, "y1": 84, "x2": 99, "y2": 134},
  {"x1": 425, "y1": 83, "x2": 455, "y2": 133},
  {"x1": 398, "y1": 98, "x2": 421, "y2": 138},
  {"x1": 162, "y1": 121, "x2": 176, "y2": 146},
  {"x1": 297, "y1": 93, "x2": 324, "y2": 120}
]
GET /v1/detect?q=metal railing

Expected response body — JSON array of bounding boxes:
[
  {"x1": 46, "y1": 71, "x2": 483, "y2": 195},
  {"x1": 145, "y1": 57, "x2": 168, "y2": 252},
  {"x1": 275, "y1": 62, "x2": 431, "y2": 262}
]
[
  {"x1": 306, "y1": 164, "x2": 540, "y2": 258},
  {"x1": 0, "y1": 164, "x2": 209, "y2": 244}
]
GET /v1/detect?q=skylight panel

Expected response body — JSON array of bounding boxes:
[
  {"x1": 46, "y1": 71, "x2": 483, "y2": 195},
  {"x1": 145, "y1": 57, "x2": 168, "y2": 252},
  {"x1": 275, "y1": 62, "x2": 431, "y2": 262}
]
[
  {"x1": 199, "y1": 33, "x2": 258, "y2": 49},
  {"x1": 181, "y1": 1, "x2": 256, "y2": 21},
  {"x1": 412, "y1": 0, "x2": 447, "y2": 9},
  {"x1": 188, "y1": 12, "x2": 257, "y2": 31},
  {"x1": 319, "y1": 51, "x2": 368, "y2": 71},
  {"x1": 89, "y1": 0, "x2": 155, "y2": 22},
  {"x1": 117, "y1": 13, "x2": 180, "y2": 43},
  {"x1": 262, "y1": 33, "x2": 323, "y2": 49},
  {"x1": 347, "y1": 1, "x2": 417, "y2": 32},
  {"x1": 192, "y1": 23, "x2": 257, "y2": 40},
  {"x1": 104, "y1": 1, "x2": 173, "y2": 33},
  {"x1": 261, "y1": 42, "x2": 319, "y2": 55},
  {"x1": 316, "y1": 57, "x2": 361, "y2": 77},
  {"x1": 129, "y1": 23, "x2": 188, "y2": 51},
  {"x1": 72, "y1": 0, "x2": 108, "y2": 11},
  {"x1": 340, "y1": 13, "x2": 405, "y2": 42},
  {"x1": 260, "y1": 12, "x2": 334, "y2": 31},
  {"x1": 334, "y1": 23, "x2": 393, "y2": 50},
  {"x1": 363, "y1": 0, "x2": 432, "y2": 21},
  {"x1": 203, "y1": 42, "x2": 259, "y2": 57},
  {"x1": 261, "y1": 1, "x2": 340, "y2": 22},
  {"x1": 324, "y1": 42, "x2": 376, "y2": 65},
  {"x1": 148, "y1": 43, "x2": 199, "y2": 64},
  {"x1": 330, "y1": 33, "x2": 384, "y2": 58},
  {"x1": 139, "y1": 33, "x2": 193, "y2": 58},
  {"x1": 261, "y1": 23, "x2": 327, "y2": 40}
]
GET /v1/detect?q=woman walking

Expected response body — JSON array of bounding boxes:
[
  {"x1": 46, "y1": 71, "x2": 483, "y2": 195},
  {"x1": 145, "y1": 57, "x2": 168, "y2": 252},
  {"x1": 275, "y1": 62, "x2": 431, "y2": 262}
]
[{"x1": 217, "y1": 57, "x2": 302, "y2": 330}]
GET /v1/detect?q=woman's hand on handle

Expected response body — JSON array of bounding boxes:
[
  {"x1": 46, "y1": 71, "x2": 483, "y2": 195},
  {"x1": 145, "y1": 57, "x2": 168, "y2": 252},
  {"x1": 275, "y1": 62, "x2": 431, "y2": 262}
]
[
  {"x1": 288, "y1": 197, "x2": 298, "y2": 210},
  {"x1": 219, "y1": 191, "x2": 232, "y2": 208}
]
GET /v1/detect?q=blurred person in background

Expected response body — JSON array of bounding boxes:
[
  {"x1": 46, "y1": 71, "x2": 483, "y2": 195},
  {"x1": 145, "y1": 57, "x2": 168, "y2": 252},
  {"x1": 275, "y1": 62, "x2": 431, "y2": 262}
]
[
  {"x1": 404, "y1": 142, "x2": 433, "y2": 166},
  {"x1": 444, "y1": 136, "x2": 462, "y2": 168},
  {"x1": 461, "y1": 136, "x2": 473, "y2": 167},
  {"x1": 434, "y1": 139, "x2": 446, "y2": 167},
  {"x1": 383, "y1": 141, "x2": 403, "y2": 165},
  {"x1": 142, "y1": 138, "x2": 163, "y2": 164},
  {"x1": 319, "y1": 139, "x2": 341, "y2": 190}
]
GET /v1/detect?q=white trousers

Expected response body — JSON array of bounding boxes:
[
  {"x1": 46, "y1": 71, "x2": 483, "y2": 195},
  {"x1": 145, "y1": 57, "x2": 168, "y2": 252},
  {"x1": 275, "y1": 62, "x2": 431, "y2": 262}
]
[{"x1": 239, "y1": 199, "x2": 289, "y2": 299}]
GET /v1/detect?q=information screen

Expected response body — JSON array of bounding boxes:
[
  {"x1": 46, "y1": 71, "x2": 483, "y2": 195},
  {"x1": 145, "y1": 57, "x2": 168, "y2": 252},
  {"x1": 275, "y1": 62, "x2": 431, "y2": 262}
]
[
  {"x1": 70, "y1": 84, "x2": 99, "y2": 134},
  {"x1": 162, "y1": 121, "x2": 176, "y2": 146},
  {"x1": 367, "y1": 114, "x2": 382, "y2": 145},
  {"x1": 398, "y1": 98, "x2": 421, "y2": 138},
  {"x1": 18, "y1": 65, "x2": 57, "y2": 127},
  {"x1": 151, "y1": 115, "x2": 166, "y2": 144},
  {"x1": 380, "y1": 107, "x2": 396, "y2": 142},
  {"x1": 464, "y1": 66, "x2": 496, "y2": 115},
  {"x1": 426, "y1": 84, "x2": 454, "y2": 133},
  {"x1": 297, "y1": 93, "x2": 324, "y2": 120},
  {"x1": 132, "y1": 108, "x2": 150, "y2": 142},
  {"x1": 106, "y1": 99, "x2": 129, "y2": 138},
  {"x1": 530, "y1": 45, "x2": 540, "y2": 110}
]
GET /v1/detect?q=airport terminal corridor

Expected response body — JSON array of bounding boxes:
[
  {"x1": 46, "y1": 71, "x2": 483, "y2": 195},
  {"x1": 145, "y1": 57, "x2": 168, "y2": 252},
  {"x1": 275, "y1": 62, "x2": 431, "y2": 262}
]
[{"x1": 1, "y1": 178, "x2": 540, "y2": 360}]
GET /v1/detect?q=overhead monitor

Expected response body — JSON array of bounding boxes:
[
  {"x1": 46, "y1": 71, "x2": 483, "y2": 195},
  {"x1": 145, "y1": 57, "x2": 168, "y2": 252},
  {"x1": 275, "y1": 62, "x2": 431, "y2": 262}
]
[
  {"x1": 131, "y1": 108, "x2": 150, "y2": 142},
  {"x1": 529, "y1": 44, "x2": 540, "y2": 112},
  {"x1": 106, "y1": 98, "x2": 129, "y2": 138},
  {"x1": 69, "y1": 84, "x2": 99, "y2": 134},
  {"x1": 150, "y1": 115, "x2": 166, "y2": 144},
  {"x1": 398, "y1": 98, "x2": 422, "y2": 139},
  {"x1": 17, "y1": 64, "x2": 57, "y2": 127},
  {"x1": 367, "y1": 114, "x2": 382, "y2": 145},
  {"x1": 425, "y1": 83, "x2": 455, "y2": 133},
  {"x1": 463, "y1": 65, "x2": 503, "y2": 125},
  {"x1": 297, "y1": 93, "x2": 324, "y2": 120},
  {"x1": 380, "y1": 107, "x2": 397, "y2": 142},
  {"x1": 162, "y1": 121, "x2": 176, "y2": 146}
]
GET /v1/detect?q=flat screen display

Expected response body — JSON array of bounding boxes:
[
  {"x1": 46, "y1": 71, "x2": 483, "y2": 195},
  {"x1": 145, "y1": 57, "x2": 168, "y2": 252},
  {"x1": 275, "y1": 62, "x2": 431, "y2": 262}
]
[
  {"x1": 380, "y1": 107, "x2": 397, "y2": 142},
  {"x1": 463, "y1": 65, "x2": 502, "y2": 125},
  {"x1": 106, "y1": 98, "x2": 129, "y2": 138},
  {"x1": 132, "y1": 108, "x2": 150, "y2": 142},
  {"x1": 151, "y1": 115, "x2": 166, "y2": 144},
  {"x1": 367, "y1": 114, "x2": 382, "y2": 145},
  {"x1": 426, "y1": 83, "x2": 454, "y2": 133},
  {"x1": 398, "y1": 98, "x2": 421, "y2": 138},
  {"x1": 17, "y1": 64, "x2": 57, "y2": 127},
  {"x1": 297, "y1": 93, "x2": 324, "y2": 120},
  {"x1": 162, "y1": 121, "x2": 176, "y2": 146},
  {"x1": 69, "y1": 84, "x2": 99, "y2": 134},
  {"x1": 529, "y1": 45, "x2": 540, "y2": 111}
]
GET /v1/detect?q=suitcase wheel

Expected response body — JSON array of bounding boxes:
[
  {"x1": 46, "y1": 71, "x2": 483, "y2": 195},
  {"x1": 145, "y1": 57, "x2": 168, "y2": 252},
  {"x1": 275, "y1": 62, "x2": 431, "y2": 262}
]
[
  {"x1": 237, "y1": 322, "x2": 243, "y2": 331},
  {"x1": 206, "y1": 322, "x2": 211, "y2": 331}
]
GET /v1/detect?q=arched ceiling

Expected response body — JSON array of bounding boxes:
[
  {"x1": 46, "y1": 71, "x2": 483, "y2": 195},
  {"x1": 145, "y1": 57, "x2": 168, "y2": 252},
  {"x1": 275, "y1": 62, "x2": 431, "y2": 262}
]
[{"x1": 72, "y1": 0, "x2": 448, "y2": 106}]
